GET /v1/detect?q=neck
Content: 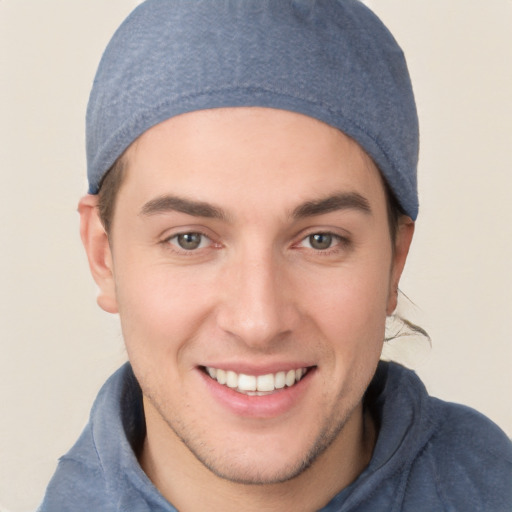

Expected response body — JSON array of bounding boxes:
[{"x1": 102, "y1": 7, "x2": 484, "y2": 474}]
[{"x1": 140, "y1": 399, "x2": 376, "y2": 512}]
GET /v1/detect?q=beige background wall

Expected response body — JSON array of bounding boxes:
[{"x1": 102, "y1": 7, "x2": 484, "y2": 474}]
[{"x1": 1, "y1": 1, "x2": 511, "y2": 510}]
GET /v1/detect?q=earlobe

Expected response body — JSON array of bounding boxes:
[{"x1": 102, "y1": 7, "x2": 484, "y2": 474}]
[
  {"x1": 386, "y1": 218, "x2": 415, "y2": 315},
  {"x1": 78, "y1": 195, "x2": 118, "y2": 314}
]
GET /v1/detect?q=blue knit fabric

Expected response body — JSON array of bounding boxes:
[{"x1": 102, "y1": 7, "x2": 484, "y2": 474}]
[
  {"x1": 86, "y1": 0, "x2": 419, "y2": 219},
  {"x1": 38, "y1": 362, "x2": 512, "y2": 511}
]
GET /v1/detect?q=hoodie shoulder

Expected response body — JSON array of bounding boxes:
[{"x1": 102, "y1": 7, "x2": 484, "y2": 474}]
[
  {"x1": 37, "y1": 424, "x2": 113, "y2": 512},
  {"x1": 431, "y1": 399, "x2": 512, "y2": 462},
  {"x1": 408, "y1": 399, "x2": 512, "y2": 511}
]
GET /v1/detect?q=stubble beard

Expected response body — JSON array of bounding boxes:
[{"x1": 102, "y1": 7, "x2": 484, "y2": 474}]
[{"x1": 146, "y1": 390, "x2": 358, "y2": 486}]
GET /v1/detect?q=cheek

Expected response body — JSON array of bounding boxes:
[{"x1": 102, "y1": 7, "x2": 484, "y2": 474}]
[
  {"x1": 298, "y1": 256, "x2": 392, "y2": 352},
  {"x1": 114, "y1": 262, "x2": 216, "y2": 367}
]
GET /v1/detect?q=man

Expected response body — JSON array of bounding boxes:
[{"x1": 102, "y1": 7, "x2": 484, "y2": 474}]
[{"x1": 39, "y1": 1, "x2": 512, "y2": 511}]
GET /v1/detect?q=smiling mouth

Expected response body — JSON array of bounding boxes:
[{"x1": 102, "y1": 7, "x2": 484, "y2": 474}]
[{"x1": 203, "y1": 366, "x2": 311, "y2": 395}]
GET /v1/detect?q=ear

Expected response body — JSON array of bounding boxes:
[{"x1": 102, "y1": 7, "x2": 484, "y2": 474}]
[
  {"x1": 78, "y1": 195, "x2": 118, "y2": 314},
  {"x1": 386, "y1": 217, "x2": 415, "y2": 315}
]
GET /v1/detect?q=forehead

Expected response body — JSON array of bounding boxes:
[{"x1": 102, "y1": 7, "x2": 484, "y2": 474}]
[{"x1": 119, "y1": 107, "x2": 388, "y2": 217}]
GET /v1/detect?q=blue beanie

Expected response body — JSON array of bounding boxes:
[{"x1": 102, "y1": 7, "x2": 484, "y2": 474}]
[{"x1": 87, "y1": 0, "x2": 419, "y2": 219}]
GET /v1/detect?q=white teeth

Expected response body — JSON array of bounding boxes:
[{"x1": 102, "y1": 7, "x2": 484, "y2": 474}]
[
  {"x1": 226, "y1": 370, "x2": 238, "y2": 388},
  {"x1": 285, "y1": 369, "x2": 296, "y2": 387},
  {"x1": 274, "y1": 371, "x2": 286, "y2": 389},
  {"x1": 256, "y1": 373, "x2": 275, "y2": 392},
  {"x1": 216, "y1": 369, "x2": 227, "y2": 385},
  {"x1": 238, "y1": 374, "x2": 257, "y2": 392},
  {"x1": 205, "y1": 366, "x2": 308, "y2": 393}
]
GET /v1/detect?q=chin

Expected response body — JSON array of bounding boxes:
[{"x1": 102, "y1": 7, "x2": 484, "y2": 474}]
[
  {"x1": 172, "y1": 411, "x2": 350, "y2": 487},
  {"x1": 192, "y1": 450, "x2": 316, "y2": 486}
]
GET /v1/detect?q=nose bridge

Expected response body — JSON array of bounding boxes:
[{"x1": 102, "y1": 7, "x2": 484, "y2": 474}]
[{"x1": 217, "y1": 244, "x2": 293, "y2": 347}]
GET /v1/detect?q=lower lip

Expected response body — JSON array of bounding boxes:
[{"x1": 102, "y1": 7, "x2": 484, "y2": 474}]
[{"x1": 198, "y1": 368, "x2": 314, "y2": 419}]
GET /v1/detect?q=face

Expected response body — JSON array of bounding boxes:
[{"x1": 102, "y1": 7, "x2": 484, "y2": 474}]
[{"x1": 81, "y1": 107, "x2": 412, "y2": 486}]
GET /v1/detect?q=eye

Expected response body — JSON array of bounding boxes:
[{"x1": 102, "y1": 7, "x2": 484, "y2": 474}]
[
  {"x1": 168, "y1": 232, "x2": 210, "y2": 251},
  {"x1": 300, "y1": 233, "x2": 341, "y2": 251}
]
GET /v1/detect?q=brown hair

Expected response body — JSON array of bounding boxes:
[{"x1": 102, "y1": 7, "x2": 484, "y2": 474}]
[{"x1": 97, "y1": 156, "x2": 127, "y2": 234}]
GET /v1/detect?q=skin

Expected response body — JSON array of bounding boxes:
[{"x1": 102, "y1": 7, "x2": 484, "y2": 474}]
[{"x1": 79, "y1": 107, "x2": 414, "y2": 511}]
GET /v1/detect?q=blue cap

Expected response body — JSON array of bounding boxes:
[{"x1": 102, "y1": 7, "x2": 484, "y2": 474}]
[{"x1": 87, "y1": 0, "x2": 419, "y2": 219}]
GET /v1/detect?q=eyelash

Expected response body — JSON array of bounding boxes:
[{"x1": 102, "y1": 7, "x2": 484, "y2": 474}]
[
  {"x1": 162, "y1": 230, "x2": 350, "y2": 256},
  {"x1": 163, "y1": 231, "x2": 217, "y2": 254},
  {"x1": 296, "y1": 231, "x2": 350, "y2": 254}
]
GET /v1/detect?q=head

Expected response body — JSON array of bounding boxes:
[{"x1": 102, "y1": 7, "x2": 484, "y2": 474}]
[{"x1": 79, "y1": 0, "x2": 418, "y2": 490}]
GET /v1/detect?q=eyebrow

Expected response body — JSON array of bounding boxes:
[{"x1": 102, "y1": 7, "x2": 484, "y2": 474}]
[
  {"x1": 139, "y1": 191, "x2": 371, "y2": 221},
  {"x1": 292, "y1": 192, "x2": 372, "y2": 219},
  {"x1": 140, "y1": 195, "x2": 229, "y2": 221}
]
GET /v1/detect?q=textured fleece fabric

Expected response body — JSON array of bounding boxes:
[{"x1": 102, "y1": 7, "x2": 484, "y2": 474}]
[{"x1": 38, "y1": 362, "x2": 512, "y2": 511}]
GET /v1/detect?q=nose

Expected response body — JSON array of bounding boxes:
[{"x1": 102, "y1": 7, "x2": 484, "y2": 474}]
[{"x1": 216, "y1": 249, "x2": 298, "y2": 349}]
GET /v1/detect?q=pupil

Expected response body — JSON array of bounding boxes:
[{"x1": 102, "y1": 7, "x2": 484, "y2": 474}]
[
  {"x1": 310, "y1": 233, "x2": 332, "y2": 250},
  {"x1": 178, "y1": 233, "x2": 202, "y2": 250}
]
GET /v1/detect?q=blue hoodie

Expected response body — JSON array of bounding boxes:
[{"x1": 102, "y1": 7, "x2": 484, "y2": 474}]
[{"x1": 38, "y1": 362, "x2": 512, "y2": 511}]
